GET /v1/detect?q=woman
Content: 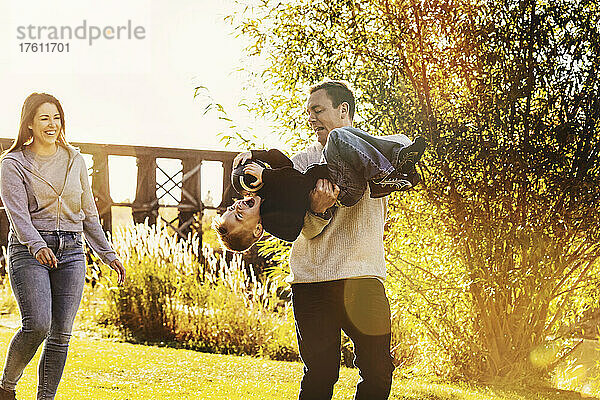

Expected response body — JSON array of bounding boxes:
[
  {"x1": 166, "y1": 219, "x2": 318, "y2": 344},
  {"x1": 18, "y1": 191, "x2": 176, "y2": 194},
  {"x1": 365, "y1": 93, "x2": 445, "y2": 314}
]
[{"x1": 0, "y1": 93, "x2": 126, "y2": 400}]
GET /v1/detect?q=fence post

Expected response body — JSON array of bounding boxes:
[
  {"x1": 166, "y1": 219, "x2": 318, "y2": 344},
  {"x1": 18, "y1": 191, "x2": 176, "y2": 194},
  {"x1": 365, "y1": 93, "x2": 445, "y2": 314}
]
[
  {"x1": 179, "y1": 157, "x2": 202, "y2": 235},
  {"x1": 133, "y1": 155, "x2": 158, "y2": 225},
  {"x1": 219, "y1": 156, "x2": 236, "y2": 209},
  {"x1": 91, "y1": 152, "x2": 113, "y2": 233}
]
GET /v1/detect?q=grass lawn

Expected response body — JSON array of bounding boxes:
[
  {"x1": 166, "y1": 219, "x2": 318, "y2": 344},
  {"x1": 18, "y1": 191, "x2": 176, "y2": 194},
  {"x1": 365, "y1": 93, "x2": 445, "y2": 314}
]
[{"x1": 0, "y1": 327, "x2": 592, "y2": 400}]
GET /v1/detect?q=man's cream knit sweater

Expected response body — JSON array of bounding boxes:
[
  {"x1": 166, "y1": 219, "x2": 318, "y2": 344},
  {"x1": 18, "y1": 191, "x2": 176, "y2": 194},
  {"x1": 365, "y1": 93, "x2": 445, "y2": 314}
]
[{"x1": 289, "y1": 142, "x2": 387, "y2": 283}]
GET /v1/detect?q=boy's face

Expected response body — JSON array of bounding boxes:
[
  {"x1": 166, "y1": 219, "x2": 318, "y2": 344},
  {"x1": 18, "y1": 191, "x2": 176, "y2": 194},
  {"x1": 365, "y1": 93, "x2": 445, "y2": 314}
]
[{"x1": 221, "y1": 195, "x2": 263, "y2": 238}]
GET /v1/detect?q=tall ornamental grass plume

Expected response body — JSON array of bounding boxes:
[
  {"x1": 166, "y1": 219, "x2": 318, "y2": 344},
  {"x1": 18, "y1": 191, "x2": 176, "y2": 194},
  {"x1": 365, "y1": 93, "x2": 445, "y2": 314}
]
[
  {"x1": 0, "y1": 248, "x2": 17, "y2": 316},
  {"x1": 0, "y1": 276, "x2": 17, "y2": 317},
  {"x1": 96, "y1": 221, "x2": 298, "y2": 361}
]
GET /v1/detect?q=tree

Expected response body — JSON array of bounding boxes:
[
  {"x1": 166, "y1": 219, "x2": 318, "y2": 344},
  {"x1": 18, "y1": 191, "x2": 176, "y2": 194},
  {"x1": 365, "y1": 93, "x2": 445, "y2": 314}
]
[{"x1": 230, "y1": 0, "x2": 600, "y2": 382}]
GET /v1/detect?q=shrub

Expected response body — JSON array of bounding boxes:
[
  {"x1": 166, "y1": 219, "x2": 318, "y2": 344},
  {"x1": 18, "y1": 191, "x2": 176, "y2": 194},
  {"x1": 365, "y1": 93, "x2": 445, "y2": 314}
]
[
  {"x1": 0, "y1": 275, "x2": 16, "y2": 317},
  {"x1": 96, "y1": 222, "x2": 298, "y2": 361}
]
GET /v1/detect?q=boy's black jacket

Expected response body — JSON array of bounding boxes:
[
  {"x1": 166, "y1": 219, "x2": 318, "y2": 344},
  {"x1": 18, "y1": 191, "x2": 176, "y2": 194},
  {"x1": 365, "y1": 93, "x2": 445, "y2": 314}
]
[{"x1": 251, "y1": 149, "x2": 328, "y2": 242}]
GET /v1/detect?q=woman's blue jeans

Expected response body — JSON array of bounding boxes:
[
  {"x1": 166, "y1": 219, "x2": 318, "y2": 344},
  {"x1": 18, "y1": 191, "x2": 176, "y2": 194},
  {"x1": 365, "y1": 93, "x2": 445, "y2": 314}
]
[
  {"x1": 1, "y1": 231, "x2": 86, "y2": 400},
  {"x1": 323, "y1": 126, "x2": 412, "y2": 206}
]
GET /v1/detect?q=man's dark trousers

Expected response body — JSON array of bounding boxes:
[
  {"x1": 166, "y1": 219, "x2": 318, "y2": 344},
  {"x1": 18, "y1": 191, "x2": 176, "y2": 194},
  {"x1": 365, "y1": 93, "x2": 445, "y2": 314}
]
[{"x1": 292, "y1": 278, "x2": 395, "y2": 400}]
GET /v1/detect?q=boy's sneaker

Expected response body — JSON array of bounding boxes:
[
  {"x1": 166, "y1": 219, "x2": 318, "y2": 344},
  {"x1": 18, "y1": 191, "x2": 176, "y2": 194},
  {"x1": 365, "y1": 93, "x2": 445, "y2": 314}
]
[
  {"x1": 405, "y1": 166, "x2": 422, "y2": 187},
  {"x1": 369, "y1": 167, "x2": 423, "y2": 198},
  {"x1": 393, "y1": 136, "x2": 427, "y2": 174},
  {"x1": 0, "y1": 387, "x2": 16, "y2": 400},
  {"x1": 369, "y1": 172, "x2": 413, "y2": 198}
]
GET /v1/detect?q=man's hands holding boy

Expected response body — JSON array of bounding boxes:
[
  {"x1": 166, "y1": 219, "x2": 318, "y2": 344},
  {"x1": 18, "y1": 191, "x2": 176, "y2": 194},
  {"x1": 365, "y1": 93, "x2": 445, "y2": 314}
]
[
  {"x1": 309, "y1": 179, "x2": 339, "y2": 214},
  {"x1": 233, "y1": 151, "x2": 252, "y2": 169},
  {"x1": 233, "y1": 151, "x2": 265, "y2": 188},
  {"x1": 244, "y1": 163, "x2": 265, "y2": 187}
]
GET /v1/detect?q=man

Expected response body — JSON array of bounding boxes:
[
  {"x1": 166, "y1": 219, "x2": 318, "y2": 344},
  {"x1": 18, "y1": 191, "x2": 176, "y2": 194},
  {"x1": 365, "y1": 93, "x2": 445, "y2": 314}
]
[{"x1": 290, "y1": 80, "x2": 395, "y2": 400}]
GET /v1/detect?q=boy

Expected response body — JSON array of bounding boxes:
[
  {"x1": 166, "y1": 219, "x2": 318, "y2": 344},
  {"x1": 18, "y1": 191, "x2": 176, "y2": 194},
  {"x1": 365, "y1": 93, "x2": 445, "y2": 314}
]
[{"x1": 213, "y1": 126, "x2": 426, "y2": 252}]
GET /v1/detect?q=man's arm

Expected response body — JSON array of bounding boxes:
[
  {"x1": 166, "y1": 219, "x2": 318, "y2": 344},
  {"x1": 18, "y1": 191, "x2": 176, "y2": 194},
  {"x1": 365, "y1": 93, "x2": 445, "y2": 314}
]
[
  {"x1": 301, "y1": 211, "x2": 331, "y2": 239},
  {"x1": 233, "y1": 149, "x2": 294, "y2": 170},
  {"x1": 300, "y1": 179, "x2": 340, "y2": 239},
  {"x1": 251, "y1": 149, "x2": 293, "y2": 169},
  {"x1": 290, "y1": 145, "x2": 339, "y2": 239}
]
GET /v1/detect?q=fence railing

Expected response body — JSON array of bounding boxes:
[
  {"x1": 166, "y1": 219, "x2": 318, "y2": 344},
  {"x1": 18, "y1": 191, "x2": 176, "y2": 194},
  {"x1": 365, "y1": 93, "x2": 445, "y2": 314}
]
[{"x1": 0, "y1": 139, "x2": 238, "y2": 249}]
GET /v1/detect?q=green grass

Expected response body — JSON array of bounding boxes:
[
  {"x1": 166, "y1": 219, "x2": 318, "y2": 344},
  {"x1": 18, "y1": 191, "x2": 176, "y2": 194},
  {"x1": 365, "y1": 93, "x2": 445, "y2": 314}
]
[{"x1": 0, "y1": 327, "x2": 591, "y2": 400}]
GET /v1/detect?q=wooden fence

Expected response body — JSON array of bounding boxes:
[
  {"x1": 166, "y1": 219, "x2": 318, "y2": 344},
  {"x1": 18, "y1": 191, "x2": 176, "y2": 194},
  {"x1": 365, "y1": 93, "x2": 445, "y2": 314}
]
[{"x1": 0, "y1": 139, "x2": 238, "y2": 250}]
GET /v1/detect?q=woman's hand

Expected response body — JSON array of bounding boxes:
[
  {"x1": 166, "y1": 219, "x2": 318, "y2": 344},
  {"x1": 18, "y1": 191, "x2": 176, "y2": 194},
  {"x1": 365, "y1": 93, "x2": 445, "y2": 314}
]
[
  {"x1": 233, "y1": 151, "x2": 252, "y2": 169},
  {"x1": 35, "y1": 247, "x2": 58, "y2": 268},
  {"x1": 244, "y1": 163, "x2": 265, "y2": 187},
  {"x1": 109, "y1": 259, "x2": 126, "y2": 285}
]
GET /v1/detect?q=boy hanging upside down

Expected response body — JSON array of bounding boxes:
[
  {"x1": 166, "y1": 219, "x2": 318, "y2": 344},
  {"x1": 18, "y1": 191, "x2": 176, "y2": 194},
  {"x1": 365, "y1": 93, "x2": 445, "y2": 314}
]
[{"x1": 213, "y1": 126, "x2": 426, "y2": 252}]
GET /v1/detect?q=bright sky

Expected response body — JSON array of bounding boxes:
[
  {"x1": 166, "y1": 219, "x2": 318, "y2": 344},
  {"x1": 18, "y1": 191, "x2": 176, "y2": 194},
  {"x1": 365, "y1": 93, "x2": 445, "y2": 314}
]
[{"x1": 0, "y1": 0, "x2": 269, "y2": 204}]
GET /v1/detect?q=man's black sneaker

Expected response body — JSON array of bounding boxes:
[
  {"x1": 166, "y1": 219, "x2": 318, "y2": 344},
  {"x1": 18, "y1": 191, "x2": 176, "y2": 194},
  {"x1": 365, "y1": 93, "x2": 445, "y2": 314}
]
[
  {"x1": 393, "y1": 136, "x2": 427, "y2": 174},
  {"x1": 0, "y1": 387, "x2": 16, "y2": 400},
  {"x1": 369, "y1": 172, "x2": 413, "y2": 198}
]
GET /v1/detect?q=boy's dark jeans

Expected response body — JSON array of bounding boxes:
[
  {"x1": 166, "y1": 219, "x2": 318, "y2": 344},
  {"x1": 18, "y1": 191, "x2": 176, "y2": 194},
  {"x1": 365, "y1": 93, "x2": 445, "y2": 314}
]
[
  {"x1": 323, "y1": 126, "x2": 412, "y2": 206},
  {"x1": 292, "y1": 278, "x2": 395, "y2": 400}
]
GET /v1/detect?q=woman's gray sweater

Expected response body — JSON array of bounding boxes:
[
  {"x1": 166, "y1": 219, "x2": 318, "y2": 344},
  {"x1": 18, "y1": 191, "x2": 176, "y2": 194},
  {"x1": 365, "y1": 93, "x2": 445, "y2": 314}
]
[{"x1": 0, "y1": 144, "x2": 118, "y2": 264}]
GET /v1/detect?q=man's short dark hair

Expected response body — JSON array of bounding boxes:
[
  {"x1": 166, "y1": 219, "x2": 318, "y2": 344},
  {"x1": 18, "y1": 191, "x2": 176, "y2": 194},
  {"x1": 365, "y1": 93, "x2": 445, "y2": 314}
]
[{"x1": 310, "y1": 80, "x2": 356, "y2": 120}]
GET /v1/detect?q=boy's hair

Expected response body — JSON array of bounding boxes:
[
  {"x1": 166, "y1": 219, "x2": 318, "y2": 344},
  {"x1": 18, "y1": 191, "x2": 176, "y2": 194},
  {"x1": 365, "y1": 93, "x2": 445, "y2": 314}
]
[
  {"x1": 212, "y1": 215, "x2": 258, "y2": 253},
  {"x1": 309, "y1": 80, "x2": 356, "y2": 120}
]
